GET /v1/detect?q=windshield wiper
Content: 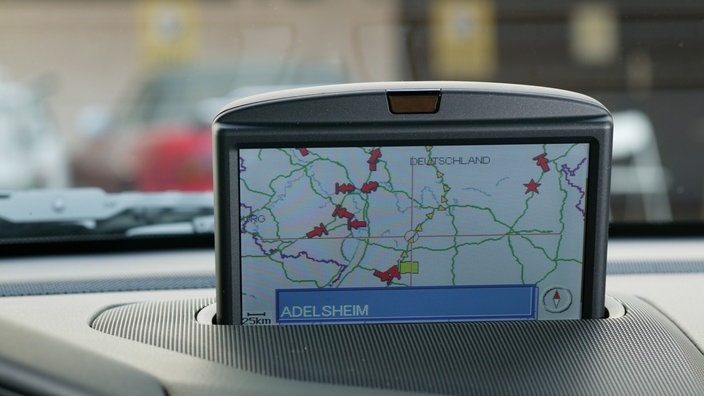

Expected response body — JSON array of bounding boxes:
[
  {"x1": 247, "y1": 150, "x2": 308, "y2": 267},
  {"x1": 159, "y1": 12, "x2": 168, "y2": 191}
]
[{"x1": 0, "y1": 188, "x2": 214, "y2": 239}]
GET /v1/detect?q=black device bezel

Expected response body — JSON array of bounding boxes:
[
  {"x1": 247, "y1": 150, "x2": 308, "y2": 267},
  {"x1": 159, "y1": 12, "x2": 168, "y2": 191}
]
[{"x1": 213, "y1": 83, "x2": 611, "y2": 325}]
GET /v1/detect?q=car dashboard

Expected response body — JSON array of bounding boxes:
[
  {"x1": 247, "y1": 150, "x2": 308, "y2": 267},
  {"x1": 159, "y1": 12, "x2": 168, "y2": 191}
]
[{"x1": 0, "y1": 238, "x2": 702, "y2": 395}]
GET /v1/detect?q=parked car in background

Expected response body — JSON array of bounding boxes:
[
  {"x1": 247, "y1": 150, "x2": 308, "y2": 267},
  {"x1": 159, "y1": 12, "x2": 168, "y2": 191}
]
[
  {"x1": 0, "y1": 74, "x2": 70, "y2": 190},
  {"x1": 71, "y1": 63, "x2": 349, "y2": 192}
]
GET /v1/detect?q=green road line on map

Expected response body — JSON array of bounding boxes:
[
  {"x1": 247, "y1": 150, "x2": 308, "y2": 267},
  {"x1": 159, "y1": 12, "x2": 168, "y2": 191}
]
[
  {"x1": 273, "y1": 255, "x2": 323, "y2": 288},
  {"x1": 326, "y1": 222, "x2": 348, "y2": 234},
  {"x1": 519, "y1": 235, "x2": 557, "y2": 262},
  {"x1": 455, "y1": 235, "x2": 506, "y2": 250},
  {"x1": 450, "y1": 204, "x2": 514, "y2": 231},
  {"x1": 551, "y1": 166, "x2": 569, "y2": 264},
  {"x1": 543, "y1": 144, "x2": 572, "y2": 262},
  {"x1": 509, "y1": 172, "x2": 545, "y2": 231},
  {"x1": 263, "y1": 208, "x2": 282, "y2": 242},
  {"x1": 506, "y1": 236, "x2": 526, "y2": 284},
  {"x1": 549, "y1": 143, "x2": 580, "y2": 163},
  {"x1": 360, "y1": 240, "x2": 405, "y2": 254},
  {"x1": 242, "y1": 253, "x2": 268, "y2": 260},
  {"x1": 378, "y1": 156, "x2": 394, "y2": 184},
  {"x1": 449, "y1": 211, "x2": 460, "y2": 285},
  {"x1": 294, "y1": 161, "x2": 330, "y2": 202},
  {"x1": 413, "y1": 244, "x2": 465, "y2": 253},
  {"x1": 240, "y1": 179, "x2": 273, "y2": 199},
  {"x1": 267, "y1": 168, "x2": 305, "y2": 195},
  {"x1": 512, "y1": 228, "x2": 555, "y2": 234},
  {"x1": 280, "y1": 149, "x2": 295, "y2": 165},
  {"x1": 314, "y1": 151, "x2": 355, "y2": 184},
  {"x1": 339, "y1": 264, "x2": 376, "y2": 286},
  {"x1": 303, "y1": 164, "x2": 342, "y2": 206},
  {"x1": 536, "y1": 263, "x2": 558, "y2": 285},
  {"x1": 513, "y1": 229, "x2": 576, "y2": 276},
  {"x1": 274, "y1": 239, "x2": 294, "y2": 254}
]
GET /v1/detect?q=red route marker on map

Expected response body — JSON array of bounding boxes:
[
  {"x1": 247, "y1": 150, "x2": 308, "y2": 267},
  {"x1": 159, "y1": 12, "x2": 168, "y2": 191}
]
[
  {"x1": 523, "y1": 179, "x2": 541, "y2": 194},
  {"x1": 306, "y1": 223, "x2": 328, "y2": 238},
  {"x1": 360, "y1": 181, "x2": 378, "y2": 193},
  {"x1": 373, "y1": 270, "x2": 392, "y2": 284},
  {"x1": 386, "y1": 266, "x2": 401, "y2": 279},
  {"x1": 347, "y1": 219, "x2": 367, "y2": 230},
  {"x1": 532, "y1": 153, "x2": 550, "y2": 172},
  {"x1": 332, "y1": 205, "x2": 354, "y2": 219},
  {"x1": 335, "y1": 182, "x2": 355, "y2": 194},
  {"x1": 298, "y1": 148, "x2": 309, "y2": 156},
  {"x1": 373, "y1": 265, "x2": 401, "y2": 285},
  {"x1": 367, "y1": 148, "x2": 382, "y2": 171}
]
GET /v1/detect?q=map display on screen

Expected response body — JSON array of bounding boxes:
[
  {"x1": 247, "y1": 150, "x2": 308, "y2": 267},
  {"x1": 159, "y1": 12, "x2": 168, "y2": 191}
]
[{"x1": 237, "y1": 143, "x2": 589, "y2": 325}]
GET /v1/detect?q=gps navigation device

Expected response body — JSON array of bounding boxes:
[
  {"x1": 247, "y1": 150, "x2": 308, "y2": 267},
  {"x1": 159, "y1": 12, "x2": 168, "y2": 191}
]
[{"x1": 213, "y1": 82, "x2": 612, "y2": 325}]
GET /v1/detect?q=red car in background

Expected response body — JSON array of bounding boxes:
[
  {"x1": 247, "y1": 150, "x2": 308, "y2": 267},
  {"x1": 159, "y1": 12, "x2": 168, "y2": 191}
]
[
  {"x1": 72, "y1": 64, "x2": 348, "y2": 192},
  {"x1": 134, "y1": 124, "x2": 212, "y2": 191}
]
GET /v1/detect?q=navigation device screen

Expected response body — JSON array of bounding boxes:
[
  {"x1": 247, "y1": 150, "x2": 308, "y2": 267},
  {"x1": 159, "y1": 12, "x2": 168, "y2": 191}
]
[{"x1": 237, "y1": 143, "x2": 590, "y2": 325}]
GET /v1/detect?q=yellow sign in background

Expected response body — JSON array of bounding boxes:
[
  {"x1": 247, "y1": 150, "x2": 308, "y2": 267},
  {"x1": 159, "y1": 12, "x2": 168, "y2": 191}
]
[
  {"x1": 137, "y1": 0, "x2": 200, "y2": 69},
  {"x1": 429, "y1": 0, "x2": 497, "y2": 80}
]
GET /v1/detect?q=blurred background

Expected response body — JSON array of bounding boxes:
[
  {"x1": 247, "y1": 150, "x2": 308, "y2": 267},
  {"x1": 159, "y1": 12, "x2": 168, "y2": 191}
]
[{"x1": 0, "y1": 0, "x2": 702, "y2": 223}]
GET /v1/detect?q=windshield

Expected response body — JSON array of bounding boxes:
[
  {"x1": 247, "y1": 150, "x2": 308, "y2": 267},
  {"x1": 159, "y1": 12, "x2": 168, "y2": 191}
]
[{"x1": 0, "y1": 0, "x2": 700, "y2": 240}]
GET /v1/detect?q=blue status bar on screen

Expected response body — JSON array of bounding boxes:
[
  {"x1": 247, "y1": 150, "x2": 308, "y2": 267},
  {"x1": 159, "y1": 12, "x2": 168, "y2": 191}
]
[{"x1": 276, "y1": 284, "x2": 537, "y2": 324}]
